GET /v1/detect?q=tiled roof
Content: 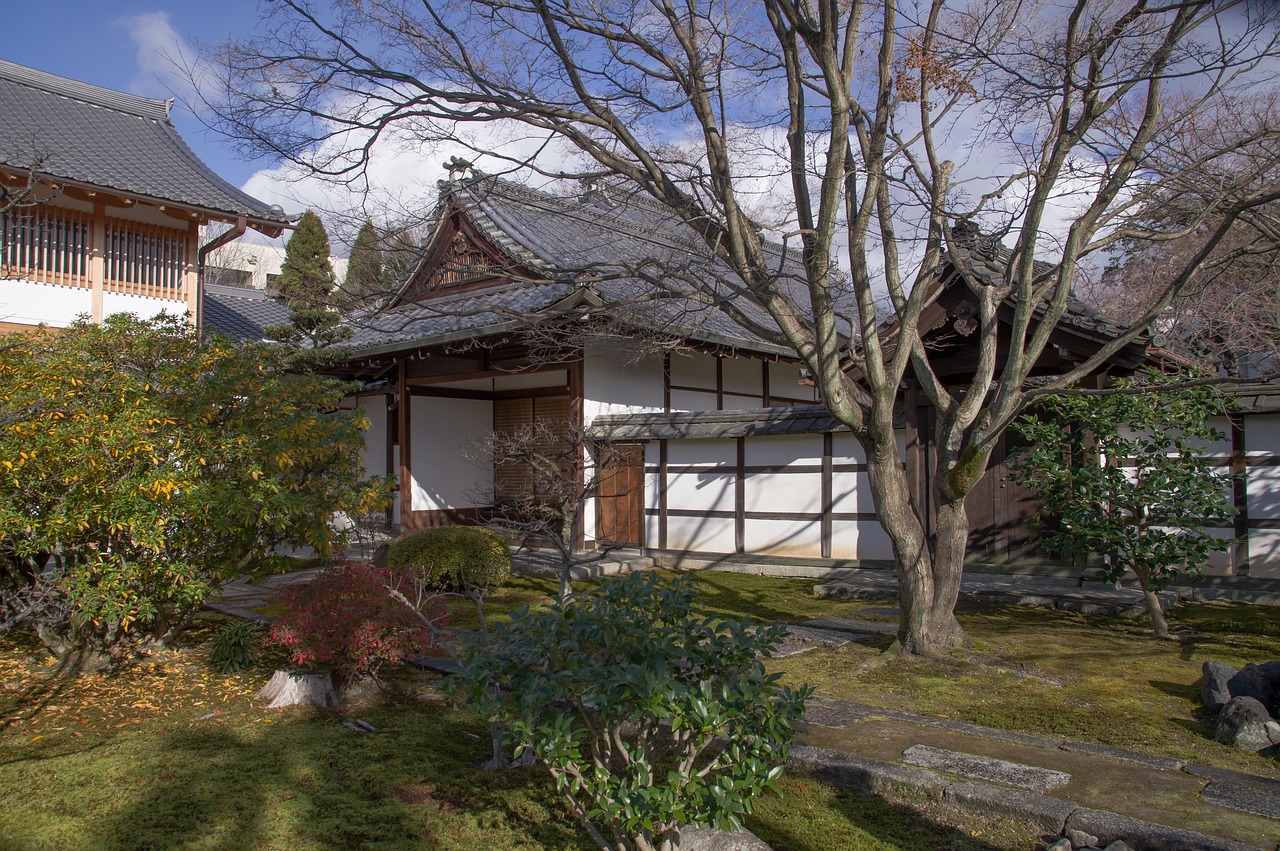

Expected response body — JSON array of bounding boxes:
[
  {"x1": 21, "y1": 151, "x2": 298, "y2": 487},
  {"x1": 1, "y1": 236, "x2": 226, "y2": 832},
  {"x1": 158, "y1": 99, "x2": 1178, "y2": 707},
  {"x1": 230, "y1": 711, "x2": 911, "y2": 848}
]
[
  {"x1": 945, "y1": 222, "x2": 1145, "y2": 344},
  {"x1": 0, "y1": 60, "x2": 287, "y2": 226},
  {"x1": 203, "y1": 285, "x2": 293, "y2": 342},
  {"x1": 346, "y1": 279, "x2": 582, "y2": 356},
  {"x1": 589, "y1": 405, "x2": 849, "y2": 441},
  {"x1": 350, "y1": 173, "x2": 813, "y2": 357}
]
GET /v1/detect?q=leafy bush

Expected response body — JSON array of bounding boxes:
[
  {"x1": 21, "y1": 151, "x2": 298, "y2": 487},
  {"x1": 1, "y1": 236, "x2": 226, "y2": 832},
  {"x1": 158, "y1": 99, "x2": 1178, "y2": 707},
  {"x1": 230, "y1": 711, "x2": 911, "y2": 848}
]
[
  {"x1": 210, "y1": 620, "x2": 258, "y2": 673},
  {"x1": 1012, "y1": 372, "x2": 1236, "y2": 637},
  {"x1": 385, "y1": 526, "x2": 511, "y2": 591},
  {"x1": 0, "y1": 315, "x2": 390, "y2": 668},
  {"x1": 454, "y1": 571, "x2": 811, "y2": 851},
  {"x1": 271, "y1": 561, "x2": 443, "y2": 683}
]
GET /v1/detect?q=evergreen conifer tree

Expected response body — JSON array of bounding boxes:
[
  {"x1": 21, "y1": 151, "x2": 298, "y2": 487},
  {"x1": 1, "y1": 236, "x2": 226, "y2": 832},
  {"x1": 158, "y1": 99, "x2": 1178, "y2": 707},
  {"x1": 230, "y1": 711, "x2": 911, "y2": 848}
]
[
  {"x1": 343, "y1": 219, "x2": 384, "y2": 304},
  {"x1": 277, "y1": 210, "x2": 335, "y2": 308}
]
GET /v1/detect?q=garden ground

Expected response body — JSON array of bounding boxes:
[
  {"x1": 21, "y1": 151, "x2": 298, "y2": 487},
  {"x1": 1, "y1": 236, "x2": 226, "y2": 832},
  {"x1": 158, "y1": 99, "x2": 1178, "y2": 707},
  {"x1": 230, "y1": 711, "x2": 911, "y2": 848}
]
[{"x1": 1, "y1": 572, "x2": 1278, "y2": 849}]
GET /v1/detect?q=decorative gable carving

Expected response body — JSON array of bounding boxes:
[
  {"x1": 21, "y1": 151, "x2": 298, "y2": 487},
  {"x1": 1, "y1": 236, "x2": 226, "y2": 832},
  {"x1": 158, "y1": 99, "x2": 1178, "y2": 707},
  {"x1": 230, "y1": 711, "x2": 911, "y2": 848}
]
[{"x1": 404, "y1": 220, "x2": 513, "y2": 300}]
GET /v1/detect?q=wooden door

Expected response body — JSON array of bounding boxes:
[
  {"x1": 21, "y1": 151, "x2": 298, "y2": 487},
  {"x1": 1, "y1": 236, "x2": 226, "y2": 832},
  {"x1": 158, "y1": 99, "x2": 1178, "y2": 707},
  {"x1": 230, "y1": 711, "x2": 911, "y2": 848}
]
[
  {"x1": 965, "y1": 432, "x2": 1045, "y2": 562},
  {"x1": 598, "y1": 443, "x2": 644, "y2": 546}
]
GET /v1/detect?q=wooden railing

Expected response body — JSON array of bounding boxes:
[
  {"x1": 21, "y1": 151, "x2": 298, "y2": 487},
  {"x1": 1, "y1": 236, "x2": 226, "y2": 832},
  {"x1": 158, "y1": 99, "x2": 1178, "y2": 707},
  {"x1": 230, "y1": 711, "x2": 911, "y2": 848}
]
[
  {"x1": 105, "y1": 218, "x2": 187, "y2": 300},
  {"x1": 0, "y1": 206, "x2": 92, "y2": 287}
]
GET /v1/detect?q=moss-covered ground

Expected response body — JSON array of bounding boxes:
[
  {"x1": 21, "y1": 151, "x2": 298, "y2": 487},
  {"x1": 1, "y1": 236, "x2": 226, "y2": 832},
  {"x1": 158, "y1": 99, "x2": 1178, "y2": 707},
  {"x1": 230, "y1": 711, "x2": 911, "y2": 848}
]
[{"x1": 1, "y1": 569, "x2": 1276, "y2": 849}]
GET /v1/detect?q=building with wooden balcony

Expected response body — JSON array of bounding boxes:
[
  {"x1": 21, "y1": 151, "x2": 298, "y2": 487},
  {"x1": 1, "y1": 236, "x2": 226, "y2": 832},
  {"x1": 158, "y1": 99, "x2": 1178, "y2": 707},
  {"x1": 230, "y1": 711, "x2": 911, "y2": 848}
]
[{"x1": 0, "y1": 59, "x2": 289, "y2": 333}]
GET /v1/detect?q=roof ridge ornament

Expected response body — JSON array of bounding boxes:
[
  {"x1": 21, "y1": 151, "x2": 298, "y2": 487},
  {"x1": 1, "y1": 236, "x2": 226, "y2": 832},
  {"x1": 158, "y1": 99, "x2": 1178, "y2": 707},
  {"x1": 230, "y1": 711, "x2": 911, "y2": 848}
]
[
  {"x1": 951, "y1": 217, "x2": 1002, "y2": 260},
  {"x1": 443, "y1": 156, "x2": 474, "y2": 180}
]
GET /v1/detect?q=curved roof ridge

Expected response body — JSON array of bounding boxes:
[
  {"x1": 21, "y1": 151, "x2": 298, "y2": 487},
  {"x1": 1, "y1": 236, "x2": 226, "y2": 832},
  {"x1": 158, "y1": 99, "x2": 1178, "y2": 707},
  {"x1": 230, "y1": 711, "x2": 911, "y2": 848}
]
[{"x1": 0, "y1": 59, "x2": 171, "y2": 122}]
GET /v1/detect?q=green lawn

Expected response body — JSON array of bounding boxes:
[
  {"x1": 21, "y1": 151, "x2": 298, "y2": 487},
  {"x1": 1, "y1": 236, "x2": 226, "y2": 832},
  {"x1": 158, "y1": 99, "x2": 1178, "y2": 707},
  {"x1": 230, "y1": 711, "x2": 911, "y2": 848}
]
[{"x1": 1, "y1": 569, "x2": 1277, "y2": 850}]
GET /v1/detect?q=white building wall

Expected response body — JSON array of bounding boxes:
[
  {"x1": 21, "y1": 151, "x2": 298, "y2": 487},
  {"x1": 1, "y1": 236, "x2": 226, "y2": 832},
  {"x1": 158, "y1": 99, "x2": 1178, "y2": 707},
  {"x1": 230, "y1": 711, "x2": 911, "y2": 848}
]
[
  {"x1": 0, "y1": 279, "x2": 92, "y2": 327},
  {"x1": 582, "y1": 342, "x2": 664, "y2": 425},
  {"x1": 410, "y1": 396, "x2": 493, "y2": 511},
  {"x1": 102, "y1": 291, "x2": 187, "y2": 322}
]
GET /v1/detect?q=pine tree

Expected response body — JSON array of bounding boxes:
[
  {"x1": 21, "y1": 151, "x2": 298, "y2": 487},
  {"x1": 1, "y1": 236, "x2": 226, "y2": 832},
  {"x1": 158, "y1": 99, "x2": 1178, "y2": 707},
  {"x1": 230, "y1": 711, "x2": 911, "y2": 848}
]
[
  {"x1": 277, "y1": 210, "x2": 336, "y2": 309},
  {"x1": 343, "y1": 219, "x2": 384, "y2": 304}
]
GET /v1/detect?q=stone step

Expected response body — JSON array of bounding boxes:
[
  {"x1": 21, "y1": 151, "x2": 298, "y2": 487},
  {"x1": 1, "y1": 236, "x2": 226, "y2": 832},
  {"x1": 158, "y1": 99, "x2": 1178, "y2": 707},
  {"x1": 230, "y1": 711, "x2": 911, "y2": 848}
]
[{"x1": 902, "y1": 744, "x2": 1071, "y2": 792}]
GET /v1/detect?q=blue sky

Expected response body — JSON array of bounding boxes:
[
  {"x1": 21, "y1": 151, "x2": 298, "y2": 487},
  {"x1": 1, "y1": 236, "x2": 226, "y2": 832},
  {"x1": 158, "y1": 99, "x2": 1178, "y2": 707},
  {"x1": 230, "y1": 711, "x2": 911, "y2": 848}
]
[{"x1": 4, "y1": 1, "x2": 272, "y2": 187}]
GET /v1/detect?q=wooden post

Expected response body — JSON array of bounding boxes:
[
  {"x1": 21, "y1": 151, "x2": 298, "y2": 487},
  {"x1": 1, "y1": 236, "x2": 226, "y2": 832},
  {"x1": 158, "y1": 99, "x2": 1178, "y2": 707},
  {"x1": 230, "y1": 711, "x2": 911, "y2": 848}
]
[
  {"x1": 1231, "y1": 415, "x2": 1250, "y2": 576},
  {"x1": 398, "y1": 357, "x2": 412, "y2": 531},
  {"x1": 89, "y1": 202, "x2": 105, "y2": 322},
  {"x1": 821, "y1": 432, "x2": 833, "y2": 559},
  {"x1": 184, "y1": 218, "x2": 200, "y2": 327},
  {"x1": 735, "y1": 437, "x2": 745, "y2": 554}
]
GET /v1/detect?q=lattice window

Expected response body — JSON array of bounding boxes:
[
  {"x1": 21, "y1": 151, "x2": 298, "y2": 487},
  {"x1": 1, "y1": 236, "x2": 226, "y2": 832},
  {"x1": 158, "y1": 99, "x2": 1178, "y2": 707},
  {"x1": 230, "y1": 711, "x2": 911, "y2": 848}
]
[
  {"x1": 0, "y1": 206, "x2": 92, "y2": 286},
  {"x1": 105, "y1": 218, "x2": 187, "y2": 299}
]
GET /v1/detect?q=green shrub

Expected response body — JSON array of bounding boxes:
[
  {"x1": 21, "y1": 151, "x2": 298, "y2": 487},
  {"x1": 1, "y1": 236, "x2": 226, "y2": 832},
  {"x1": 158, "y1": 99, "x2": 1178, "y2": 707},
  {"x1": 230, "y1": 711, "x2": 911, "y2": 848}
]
[
  {"x1": 454, "y1": 571, "x2": 811, "y2": 851},
  {"x1": 210, "y1": 620, "x2": 258, "y2": 673},
  {"x1": 385, "y1": 526, "x2": 511, "y2": 591}
]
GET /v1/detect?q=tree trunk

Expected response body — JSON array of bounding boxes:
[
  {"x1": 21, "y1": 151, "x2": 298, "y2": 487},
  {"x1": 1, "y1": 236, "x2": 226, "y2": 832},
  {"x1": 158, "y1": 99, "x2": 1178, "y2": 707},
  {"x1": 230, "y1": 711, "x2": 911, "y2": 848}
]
[
  {"x1": 866, "y1": 449, "x2": 965, "y2": 656},
  {"x1": 1131, "y1": 565, "x2": 1170, "y2": 638}
]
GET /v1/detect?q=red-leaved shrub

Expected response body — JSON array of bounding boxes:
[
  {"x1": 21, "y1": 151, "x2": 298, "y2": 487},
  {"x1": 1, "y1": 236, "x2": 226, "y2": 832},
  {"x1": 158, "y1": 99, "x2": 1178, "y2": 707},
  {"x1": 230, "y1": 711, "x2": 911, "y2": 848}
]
[{"x1": 271, "y1": 560, "x2": 444, "y2": 682}]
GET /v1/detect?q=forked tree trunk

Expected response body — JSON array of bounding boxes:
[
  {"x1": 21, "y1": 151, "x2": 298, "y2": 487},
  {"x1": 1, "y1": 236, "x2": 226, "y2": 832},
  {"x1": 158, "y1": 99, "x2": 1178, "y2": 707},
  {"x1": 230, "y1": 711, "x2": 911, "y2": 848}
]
[
  {"x1": 1131, "y1": 564, "x2": 1170, "y2": 638},
  {"x1": 867, "y1": 449, "x2": 966, "y2": 656}
]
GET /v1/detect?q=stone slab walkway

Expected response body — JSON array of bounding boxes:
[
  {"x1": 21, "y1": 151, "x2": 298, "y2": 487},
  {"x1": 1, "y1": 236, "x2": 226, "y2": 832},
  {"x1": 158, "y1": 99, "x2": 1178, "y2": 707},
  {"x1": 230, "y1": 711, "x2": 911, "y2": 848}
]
[
  {"x1": 814, "y1": 570, "x2": 1179, "y2": 617},
  {"x1": 794, "y1": 696, "x2": 1280, "y2": 849}
]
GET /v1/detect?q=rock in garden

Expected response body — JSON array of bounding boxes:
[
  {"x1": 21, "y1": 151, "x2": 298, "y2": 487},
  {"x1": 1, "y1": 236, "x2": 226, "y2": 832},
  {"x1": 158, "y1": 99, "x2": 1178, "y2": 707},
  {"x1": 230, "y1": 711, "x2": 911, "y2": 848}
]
[
  {"x1": 1067, "y1": 827, "x2": 1099, "y2": 848},
  {"x1": 256, "y1": 669, "x2": 339, "y2": 709},
  {"x1": 1044, "y1": 838, "x2": 1071, "y2": 851},
  {"x1": 1227, "y1": 664, "x2": 1277, "y2": 713},
  {"x1": 675, "y1": 826, "x2": 772, "y2": 850},
  {"x1": 1101, "y1": 842, "x2": 1131, "y2": 851},
  {"x1": 1258, "y1": 660, "x2": 1280, "y2": 684},
  {"x1": 1201, "y1": 660, "x2": 1236, "y2": 712},
  {"x1": 1214, "y1": 696, "x2": 1280, "y2": 752}
]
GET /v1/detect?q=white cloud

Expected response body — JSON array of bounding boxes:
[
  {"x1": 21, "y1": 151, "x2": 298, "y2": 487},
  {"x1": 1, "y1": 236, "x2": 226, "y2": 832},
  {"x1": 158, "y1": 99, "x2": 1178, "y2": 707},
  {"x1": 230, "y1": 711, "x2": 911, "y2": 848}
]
[{"x1": 121, "y1": 11, "x2": 207, "y2": 103}]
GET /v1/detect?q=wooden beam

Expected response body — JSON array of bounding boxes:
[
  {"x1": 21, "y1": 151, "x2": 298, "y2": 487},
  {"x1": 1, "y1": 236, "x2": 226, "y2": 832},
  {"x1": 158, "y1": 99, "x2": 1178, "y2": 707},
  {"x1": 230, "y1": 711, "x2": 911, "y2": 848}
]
[{"x1": 89, "y1": 202, "x2": 105, "y2": 322}]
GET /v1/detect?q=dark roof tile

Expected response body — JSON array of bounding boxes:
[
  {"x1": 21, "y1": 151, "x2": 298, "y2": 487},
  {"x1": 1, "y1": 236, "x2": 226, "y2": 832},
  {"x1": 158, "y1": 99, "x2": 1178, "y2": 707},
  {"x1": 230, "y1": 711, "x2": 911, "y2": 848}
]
[{"x1": 0, "y1": 60, "x2": 286, "y2": 225}]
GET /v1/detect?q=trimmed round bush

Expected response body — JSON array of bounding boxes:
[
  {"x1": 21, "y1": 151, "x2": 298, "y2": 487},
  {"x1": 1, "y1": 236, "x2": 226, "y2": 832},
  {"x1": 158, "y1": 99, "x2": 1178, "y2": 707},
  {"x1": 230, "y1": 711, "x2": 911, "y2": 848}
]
[{"x1": 385, "y1": 526, "x2": 511, "y2": 591}]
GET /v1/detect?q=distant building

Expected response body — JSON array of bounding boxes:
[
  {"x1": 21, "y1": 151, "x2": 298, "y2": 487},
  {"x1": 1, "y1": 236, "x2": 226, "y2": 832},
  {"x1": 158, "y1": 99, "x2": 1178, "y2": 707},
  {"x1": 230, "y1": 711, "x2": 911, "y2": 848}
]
[
  {"x1": 203, "y1": 240, "x2": 349, "y2": 296},
  {"x1": 0, "y1": 59, "x2": 290, "y2": 333}
]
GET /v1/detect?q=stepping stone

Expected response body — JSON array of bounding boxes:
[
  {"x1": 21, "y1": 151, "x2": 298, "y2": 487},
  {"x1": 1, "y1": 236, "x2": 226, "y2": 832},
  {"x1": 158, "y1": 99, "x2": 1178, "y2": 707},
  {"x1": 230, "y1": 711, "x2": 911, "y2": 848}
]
[
  {"x1": 783, "y1": 626, "x2": 853, "y2": 648},
  {"x1": 803, "y1": 700, "x2": 873, "y2": 729},
  {"x1": 857, "y1": 607, "x2": 900, "y2": 618},
  {"x1": 1199, "y1": 781, "x2": 1280, "y2": 819},
  {"x1": 410, "y1": 656, "x2": 460, "y2": 675},
  {"x1": 801, "y1": 617, "x2": 898, "y2": 636},
  {"x1": 902, "y1": 744, "x2": 1070, "y2": 792},
  {"x1": 771, "y1": 642, "x2": 817, "y2": 658}
]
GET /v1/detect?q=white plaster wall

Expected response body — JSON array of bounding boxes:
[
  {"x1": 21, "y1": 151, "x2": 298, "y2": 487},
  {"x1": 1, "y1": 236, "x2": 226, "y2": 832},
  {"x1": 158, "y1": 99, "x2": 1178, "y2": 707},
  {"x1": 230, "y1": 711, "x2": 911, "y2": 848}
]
[
  {"x1": 665, "y1": 515, "x2": 736, "y2": 553},
  {"x1": 1246, "y1": 466, "x2": 1280, "y2": 519},
  {"x1": 356, "y1": 398, "x2": 388, "y2": 479},
  {"x1": 666, "y1": 470, "x2": 736, "y2": 513},
  {"x1": 743, "y1": 471, "x2": 823, "y2": 514},
  {"x1": 1246, "y1": 414, "x2": 1280, "y2": 458},
  {"x1": 410, "y1": 396, "x2": 493, "y2": 511},
  {"x1": 1245, "y1": 530, "x2": 1280, "y2": 579},
  {"x1": 669, "y1": 438, "x2": 736, "y2": 467},
  {"x1": 583, "y1": 346, "x2": 664, "y2": 424},
  {"x1": 0, "y1": 279, "x2": 91, "y2": 327},
  {"x1": 834, "y1": 520, "x2": 895, "y2": 561},
  {"x1": 103, "y1": 291, "x2": 187, "y2": 322},
  {"x1": 670, "y1": 351, "x2": 716, "y2": 387},
  {"x1": 769, "y1": 361, "x2": 811, "y2": 402},
  {"x1": 669, "y1": 389, "x2": 719, "y2": 412},
  {"x1": 744, "y1": 434, "x2": 822, "y2": 468},
  {"x1": 745, "y1": 518, "x2": 823, "y2": 557}
]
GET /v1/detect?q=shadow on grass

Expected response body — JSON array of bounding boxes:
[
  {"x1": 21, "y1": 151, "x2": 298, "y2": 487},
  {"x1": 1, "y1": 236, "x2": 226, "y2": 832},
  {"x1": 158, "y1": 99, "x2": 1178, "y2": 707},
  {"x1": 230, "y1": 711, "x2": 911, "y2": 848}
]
[{"x1": 74, "y1": 705, "x2": 594, "y2": 851}]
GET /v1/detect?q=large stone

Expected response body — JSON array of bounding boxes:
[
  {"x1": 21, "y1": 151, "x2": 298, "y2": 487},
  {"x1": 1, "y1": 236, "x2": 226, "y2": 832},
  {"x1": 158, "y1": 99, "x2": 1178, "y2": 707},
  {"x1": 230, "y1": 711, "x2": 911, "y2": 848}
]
[
  {"x1": 1064, "y1": 808, "x2": 1262, "y2": 851},
  {"x1": 1213, "y1": 697, "x2": 1280, "y2": 753},
  {"x1": 940, "y1": 780, "x2": 1077, "y2": 833},
  {"x1": 1199, "y1": 780, "x2": 1280, "y2": 819},
  {"x1": 1227, "y1": 664, "x2": 1277, "y2": 714},
  {"x1": 674, "y1": 826, "x2": 771, "y2": 850},
  {"x1": 786, "y1": 746, "x2": 950, "y2": 796},
  {"x1": 1201, "y1": 660, "x2": 1237, "y2": 713},
  {"x1": 902, "y1": 744, "x2": 1071, "y2": 792}
]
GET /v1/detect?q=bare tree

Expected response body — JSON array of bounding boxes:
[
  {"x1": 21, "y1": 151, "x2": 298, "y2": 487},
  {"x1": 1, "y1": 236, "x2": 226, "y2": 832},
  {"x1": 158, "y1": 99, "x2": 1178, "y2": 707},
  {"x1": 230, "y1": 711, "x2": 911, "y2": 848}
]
[
  {"x1": 473, "y1": 419, "x2": 628, "y2": 601},
  {"x1": 205, "y1": 0, "x2": 1280, "y2": 655}
]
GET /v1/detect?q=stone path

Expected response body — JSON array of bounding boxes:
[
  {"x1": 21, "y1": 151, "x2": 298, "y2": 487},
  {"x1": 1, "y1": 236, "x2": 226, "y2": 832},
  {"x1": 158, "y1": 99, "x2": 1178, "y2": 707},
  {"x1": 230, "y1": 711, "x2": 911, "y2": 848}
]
[
  {"x1": 204, "y1": 567, "x2": 325, "y2": 622},
  {"x1": 813, "y1": 570, "x2": 1179, "y2": 617},
  {"x1": 793, "y1": 696, "x2": 1280, "y2": 849}
]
